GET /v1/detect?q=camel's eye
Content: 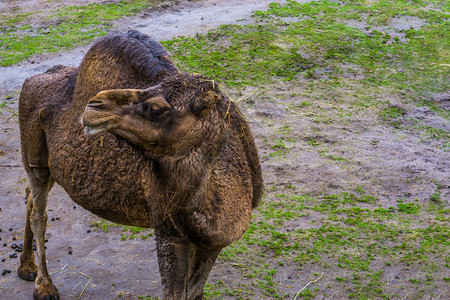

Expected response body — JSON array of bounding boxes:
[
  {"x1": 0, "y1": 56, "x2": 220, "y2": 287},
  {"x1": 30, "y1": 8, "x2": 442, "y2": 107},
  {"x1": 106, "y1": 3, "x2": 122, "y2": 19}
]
[{"x1": 142, "y1": 103, "x2": 166, "y2": 120}]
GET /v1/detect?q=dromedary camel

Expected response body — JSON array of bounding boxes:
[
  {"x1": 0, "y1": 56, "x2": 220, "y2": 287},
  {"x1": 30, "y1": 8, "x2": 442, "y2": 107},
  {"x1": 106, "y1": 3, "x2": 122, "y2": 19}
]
[{"x1": 18, "y1": 30, "x2": 263, "y2": 300}]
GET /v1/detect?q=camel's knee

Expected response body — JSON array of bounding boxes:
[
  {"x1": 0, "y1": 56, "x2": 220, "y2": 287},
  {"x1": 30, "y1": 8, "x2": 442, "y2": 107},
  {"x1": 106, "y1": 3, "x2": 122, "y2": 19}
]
[
  {"x1": 30, "y1": 213, "x2": 47, "y2": 228},
  {"x1": 26, "y1": 167, "x2": 53, "y2": 212},
  {"x1": 30, "y1": 167, "x2": 51, "y2": 184},
  {"x1": 30, "y1": 205, "x2": 48, "y2": 238}
]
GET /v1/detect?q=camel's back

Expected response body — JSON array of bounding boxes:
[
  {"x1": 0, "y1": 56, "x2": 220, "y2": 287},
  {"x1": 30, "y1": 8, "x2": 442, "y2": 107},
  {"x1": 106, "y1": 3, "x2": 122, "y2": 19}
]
[
  {"x1": 20, "y1": 65, "x2": 78, "y2": 115},
  {"x1": 72, "y1": 30, "x2": 178, "y2": 109}
]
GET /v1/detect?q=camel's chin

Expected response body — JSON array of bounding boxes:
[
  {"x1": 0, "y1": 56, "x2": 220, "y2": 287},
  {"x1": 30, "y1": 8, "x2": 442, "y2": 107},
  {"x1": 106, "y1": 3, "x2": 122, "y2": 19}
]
[{"x1": 83, "y1": 125, "x2": 106, "y2": 136}]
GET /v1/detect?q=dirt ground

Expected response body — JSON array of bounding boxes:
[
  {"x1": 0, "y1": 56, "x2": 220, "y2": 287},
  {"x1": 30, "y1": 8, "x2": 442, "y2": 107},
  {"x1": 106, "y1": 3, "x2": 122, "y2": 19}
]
[{"x1": 0, "y1": 0, "x2": 449, "y2": 299}]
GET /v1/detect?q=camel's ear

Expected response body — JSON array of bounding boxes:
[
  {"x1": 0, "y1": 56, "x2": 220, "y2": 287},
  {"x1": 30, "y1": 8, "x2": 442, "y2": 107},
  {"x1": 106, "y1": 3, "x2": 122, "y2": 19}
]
[{"x1": 191, "y1": 90, "x2": 220, "y2": 115}]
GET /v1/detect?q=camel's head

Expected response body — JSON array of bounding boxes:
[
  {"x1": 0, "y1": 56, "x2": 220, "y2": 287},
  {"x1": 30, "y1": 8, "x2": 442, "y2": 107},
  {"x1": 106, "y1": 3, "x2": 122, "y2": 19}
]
[{"x1": 82, "y1": 74, "x2": 225, "y2": 157}]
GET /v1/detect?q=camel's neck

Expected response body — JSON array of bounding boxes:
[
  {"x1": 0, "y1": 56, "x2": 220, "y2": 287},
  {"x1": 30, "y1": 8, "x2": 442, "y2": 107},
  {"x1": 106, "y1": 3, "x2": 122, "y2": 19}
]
[
  {"x1": 154, "y1": 150, "x2": 210, "y2": 199},
  {"x1": 150, "y1": 136, "x2": 224, "y2": 218}
]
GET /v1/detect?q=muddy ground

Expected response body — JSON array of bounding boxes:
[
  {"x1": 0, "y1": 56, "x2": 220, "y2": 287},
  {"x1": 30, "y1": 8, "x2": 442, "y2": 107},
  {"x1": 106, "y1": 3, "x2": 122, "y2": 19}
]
[{"x1": 0, "y1": 0, "x2": 449, "y2": 299}]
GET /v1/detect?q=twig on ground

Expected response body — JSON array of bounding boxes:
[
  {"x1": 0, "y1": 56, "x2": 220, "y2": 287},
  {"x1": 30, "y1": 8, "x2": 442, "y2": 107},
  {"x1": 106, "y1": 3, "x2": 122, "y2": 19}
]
[
  {"x1": 234, "y1": 94, "x2": 247, "y2": 104},
  {"x1": 293, "y1": 272, "x2": 324, "y2": 300},
  {"x1": 72, "y1": 281, "x2": 83, "y2": 291},
  {"x1": 49, "y1": 263, "x2": 68, "y2": 275},
  {"x1": 78, "y1": 272, "x2": 93, "y2": 300}
]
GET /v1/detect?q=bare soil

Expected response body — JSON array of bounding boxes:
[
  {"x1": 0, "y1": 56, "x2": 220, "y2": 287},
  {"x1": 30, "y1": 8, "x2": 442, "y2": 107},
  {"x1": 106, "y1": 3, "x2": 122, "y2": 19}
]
[{"x1": 0, "y1": 0, "x2": 448, "y2": 299}]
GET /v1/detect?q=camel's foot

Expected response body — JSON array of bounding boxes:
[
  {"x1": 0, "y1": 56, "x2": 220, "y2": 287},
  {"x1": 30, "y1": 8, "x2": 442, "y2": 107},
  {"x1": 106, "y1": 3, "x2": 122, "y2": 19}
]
[
  {"x1": 17, "y1": 265, "x2": 37, "y2": 281},
  {"x1": 33, "y1": 282, "x2": 60, "y2": 300}
]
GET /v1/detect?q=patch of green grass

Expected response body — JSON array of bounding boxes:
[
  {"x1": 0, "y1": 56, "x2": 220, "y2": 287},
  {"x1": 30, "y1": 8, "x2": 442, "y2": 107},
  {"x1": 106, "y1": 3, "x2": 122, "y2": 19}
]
[
  {"x1": 92, "y1": 219, "x2": 121, "y2": 232},
  {"x1": 397, "y1": 202, "x2": 421, "y2": 214},
  {"x1": 167, "y1": 0, "x2": 448, "y2": 92},
  {"x1": 2, "y1": 12, "x2": 33, "y2": 26},
  {"x1": 211, "y1": 186, "x2": 448, "y2": 298},
  {"x1": 121, "y1": 225, "x2": 154, "y2": 240},
  {"x1": 165, "y1": 23, "x2": 315, "y2": 88},
  {"x1": 268, "y1": 139, "x2": 291, "y2": 158},
  {"x1": 419, "y1": 100, "x2": 450, "y2": 120},
  {"x1": 430, "y1": 192, "x2": 441, "y2": 202},
  {"x1": 417, "y1": 124, "x2": 450, "y2": 140},
  {"x1": 0, "y1": 0, "x2": 174, "y2": 66},
  {"x1": 164, "y1": 0, "x2": 448, "y2": 138},
  {"x1": 379, "y1": 103, "x2": 406, "y2": 121},
  {"x1": 92, "y1": 219, "x2": 153, "y2": 240}
]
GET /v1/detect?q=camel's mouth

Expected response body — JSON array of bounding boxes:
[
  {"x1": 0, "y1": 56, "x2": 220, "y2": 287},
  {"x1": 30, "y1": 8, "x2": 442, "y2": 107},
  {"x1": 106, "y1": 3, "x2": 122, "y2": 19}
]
[
  {"x1": 83, "y1": 125, "x2": 107, "y2": 136},
  {"x1": 82, "y1": 108, "x2": 118, "y2": 136}
]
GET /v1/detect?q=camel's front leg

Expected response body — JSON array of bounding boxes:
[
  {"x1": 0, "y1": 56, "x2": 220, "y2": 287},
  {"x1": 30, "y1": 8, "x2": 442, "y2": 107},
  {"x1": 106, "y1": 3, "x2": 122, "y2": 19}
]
[
  {"x1": 17, "y1": 187, "x2": 38, "y2": 281},
  {"x1": 27, "y1": 167, "x2": 59, "y2": 300},
  {"x1": 155, "y1": 224, "x2": 196, "y2": 300},
  {"x1": 155, "y1": 227, "x2": 222, "y2": 300},
  {"x1": 187, "y1": 246, "x2": 221, "y2": 300}
]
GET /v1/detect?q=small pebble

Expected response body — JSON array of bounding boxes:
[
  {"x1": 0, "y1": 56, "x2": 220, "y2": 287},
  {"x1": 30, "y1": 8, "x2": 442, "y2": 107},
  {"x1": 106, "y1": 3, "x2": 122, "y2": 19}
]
[
  {"x1": 87, "y1": 230, "x2": 91, "y2": 233},
  {"x1": 9, "y1": 253, "x2": 17, "y2": 258},
  {"x1": 11, "y1": 243, "x2": 17, "y2": 249}
]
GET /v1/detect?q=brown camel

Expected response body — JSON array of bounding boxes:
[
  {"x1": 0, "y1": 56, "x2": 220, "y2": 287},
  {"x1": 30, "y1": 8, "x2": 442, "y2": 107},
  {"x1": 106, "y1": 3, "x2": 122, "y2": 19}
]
[{"x1": 17, "y1": 30, "x2": 263, "y2": 299}]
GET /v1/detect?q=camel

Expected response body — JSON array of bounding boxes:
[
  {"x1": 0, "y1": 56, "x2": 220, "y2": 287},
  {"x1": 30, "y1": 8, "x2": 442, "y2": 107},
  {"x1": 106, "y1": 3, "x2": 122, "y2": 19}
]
[{"x1": 17, "y1": 30, "x2": 263, "y2": 300}]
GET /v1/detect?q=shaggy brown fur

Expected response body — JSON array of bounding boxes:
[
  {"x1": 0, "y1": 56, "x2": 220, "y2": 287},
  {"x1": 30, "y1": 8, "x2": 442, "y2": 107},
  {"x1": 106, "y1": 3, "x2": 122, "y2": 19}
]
[{"x1": 18, "y1": 30, "x2": 263, "y2": 300}]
